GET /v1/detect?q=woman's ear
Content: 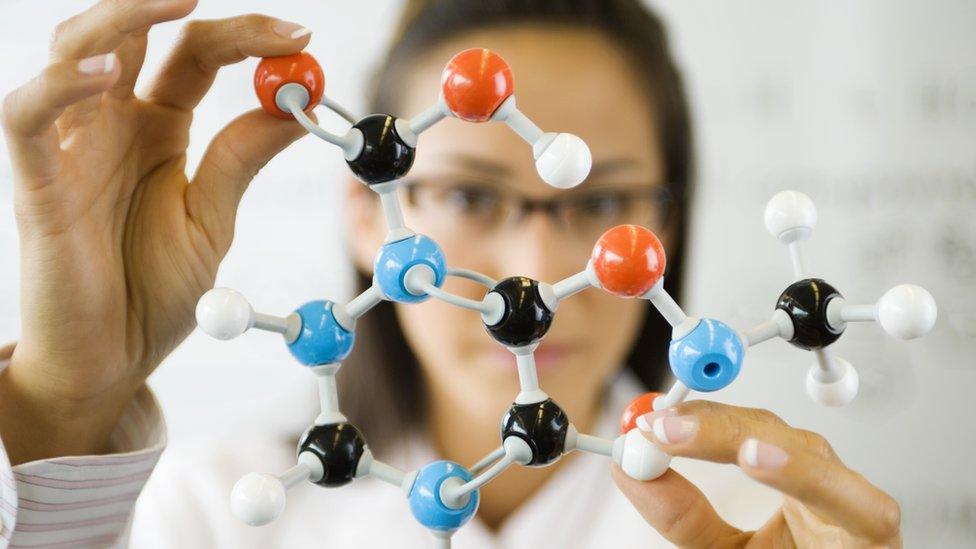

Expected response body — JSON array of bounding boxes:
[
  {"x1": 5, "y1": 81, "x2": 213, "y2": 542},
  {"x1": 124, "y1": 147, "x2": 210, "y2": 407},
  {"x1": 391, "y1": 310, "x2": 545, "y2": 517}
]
[{"x1": 343, "y1": 178, "x2": 385, "y2": 272}]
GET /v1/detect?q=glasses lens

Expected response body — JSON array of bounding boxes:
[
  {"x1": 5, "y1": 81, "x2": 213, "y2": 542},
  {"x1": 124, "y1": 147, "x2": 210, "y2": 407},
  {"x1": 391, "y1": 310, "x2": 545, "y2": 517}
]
[
  {"x1": 564, "y1": 187, "x2": 671, "y2": 242},
  {"x1": 406, "y1": 181, "x2": 507, "y2": 234}
]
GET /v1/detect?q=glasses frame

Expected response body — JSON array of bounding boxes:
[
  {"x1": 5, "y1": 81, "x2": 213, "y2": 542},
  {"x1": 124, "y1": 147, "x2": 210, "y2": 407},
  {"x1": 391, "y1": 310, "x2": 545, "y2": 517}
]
[{"x1": 400, "y1": 178, "x2": 678, "y2": 237}]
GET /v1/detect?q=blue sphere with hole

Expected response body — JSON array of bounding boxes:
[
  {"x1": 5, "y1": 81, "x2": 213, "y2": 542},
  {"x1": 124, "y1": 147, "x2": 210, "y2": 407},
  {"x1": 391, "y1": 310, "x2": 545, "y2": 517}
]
[
  {"x1": 669, "y1": 318, "x2": 744, "y2": 392},
  {"x1": 287, "y1": 300, "x2": 355, "y2": 366},
  {"x1": 374, "y1": 234, "x2": 447, "y2": 304},
  {"x1": 407, "y1": 460, "x2": 479, "y2": 532}
]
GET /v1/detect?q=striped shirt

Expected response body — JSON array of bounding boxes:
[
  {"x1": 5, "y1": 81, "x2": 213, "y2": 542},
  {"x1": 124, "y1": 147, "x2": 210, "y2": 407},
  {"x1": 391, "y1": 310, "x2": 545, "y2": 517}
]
[{"x1": 0, "y1": 354, "x2": 165, "y2": 549}]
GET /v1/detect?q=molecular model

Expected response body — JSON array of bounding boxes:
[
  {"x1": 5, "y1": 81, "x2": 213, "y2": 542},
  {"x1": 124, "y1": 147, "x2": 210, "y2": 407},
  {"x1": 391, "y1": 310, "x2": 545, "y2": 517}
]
[{"x1": 193, "y1": 48, "x2": 938, "y2": 547}]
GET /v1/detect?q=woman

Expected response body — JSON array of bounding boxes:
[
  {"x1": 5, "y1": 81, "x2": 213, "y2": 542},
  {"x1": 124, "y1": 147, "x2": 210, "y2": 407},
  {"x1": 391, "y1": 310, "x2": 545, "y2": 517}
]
[{"x1": 0, "y1": 0, "x2": 902, "y2": 547}]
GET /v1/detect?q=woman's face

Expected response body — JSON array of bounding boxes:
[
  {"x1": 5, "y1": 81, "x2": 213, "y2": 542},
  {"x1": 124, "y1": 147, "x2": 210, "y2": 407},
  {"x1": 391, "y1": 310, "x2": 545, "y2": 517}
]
[{"x1": 347, "y1": 26, "x2": 671, "y2": 422}]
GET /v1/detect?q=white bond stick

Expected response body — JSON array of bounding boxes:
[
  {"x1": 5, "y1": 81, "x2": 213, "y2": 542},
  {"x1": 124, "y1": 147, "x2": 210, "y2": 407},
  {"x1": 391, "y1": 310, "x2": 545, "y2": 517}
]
[
  {"x1": 655, "y1": 380, "x2": 691, "y2": 410},
  {"x1": 432, "y1": 532, "x2": 452, "y2": 549},
  {"x1": 403, "y1": 266, "x2": 492, "y2": 314},
  {"x1": 742, "y1": 309, "x2": 794, "y2": 347},
  {"x1": 372, "y1": 182, "x2": 412, "y2": 242},
  {"x1": 572, "y1": 433, "x2": 614, "y2": 457},
  {"x1": 253, "y1": 312, "x2": 301, "y2": 343},
  {"x1": 367, "y1": 459, "x2": 408, "y2": 488},
  {"x1": 345, "y1": 285, "x2": 384, "y2": 320},
  {"x1": 511, "y1": 347, "x2": 548, "y2": 404},
  {"x1": 408, "y1": 102, "x2": 447, "y2": 135},
  {"x1": 787, "y1": 240, "x2": 809, "y2": 281},
  {"x1": 319, "y1": 95, "x2": 359, "y2": 125},
  {"x1": 504, "y1": 107, "x2": 545, "y2": 146},
  {"x1": 312, "y1": 367, "x2": 347, "y2": 425},
  {"x1": 281, "y1": 88, "x2": 363, "y2": 160},
  {"x1": 470, "y1": 446, "x2": 505, "y2": 476},
  {"x1": 742, "y1": 319, "x2": 781, "y2": 346},
  {"x1": 444, "y1": 453, "x2": 517, "y2": 505},
  {"x1": 279, "y1": 461, "x2": 314, "y2": 489},
  {"x1": 813, "y1": 348, "x2": 846, "y2": 380},
  {"x1": 646, "y1": 286, "x2": 688, "y2": 327},
  {"x1": 447, "y1": 267, "x2": 497, "y2": 289},
  {"x1": 826, "y1": 297, "x2": 877, "y2": 330},
  {"x1": 553, "y1": 271, "x2": 592, "y2": 301}
]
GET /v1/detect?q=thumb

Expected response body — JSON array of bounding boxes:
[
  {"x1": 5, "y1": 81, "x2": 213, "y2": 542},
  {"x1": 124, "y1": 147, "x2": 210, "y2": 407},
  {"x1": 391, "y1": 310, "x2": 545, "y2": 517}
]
[
  {"x1": 611, "y1": 464, "x2": 747, "y2": 548},
  {"x1": 187, "y1": 108, "x2": 311, "y2": 256}
]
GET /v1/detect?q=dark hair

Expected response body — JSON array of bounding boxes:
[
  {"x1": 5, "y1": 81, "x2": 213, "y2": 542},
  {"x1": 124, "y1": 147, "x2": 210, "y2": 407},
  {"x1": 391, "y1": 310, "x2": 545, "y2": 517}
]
[{"x1": 338, "y1": 0, "x2": 693, "y2": 455}]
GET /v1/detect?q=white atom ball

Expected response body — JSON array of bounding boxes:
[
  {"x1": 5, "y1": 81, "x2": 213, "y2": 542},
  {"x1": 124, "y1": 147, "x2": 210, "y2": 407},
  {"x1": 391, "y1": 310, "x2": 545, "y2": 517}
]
[
  {"x1": 806, "y1": 357, "x2": 859, "y2": 407},
  {"x1": 535, "y1": 133, "x2": 592, "y2": 189},
  {"x1": 195, "y1": 288, "x2": 254, "y2": 340},
  {"x1": 231, "y1": 473, "x2": 286, "y2": 526},
  {"x1": 764, "y1": 190, "x2": 817, "y2": 242},
  {"x1": 616, "y1": 429, "x2": 670, "y2": 481},
  {"x1": 877, "y1": 284, "x2": 938, "y2": 340}
]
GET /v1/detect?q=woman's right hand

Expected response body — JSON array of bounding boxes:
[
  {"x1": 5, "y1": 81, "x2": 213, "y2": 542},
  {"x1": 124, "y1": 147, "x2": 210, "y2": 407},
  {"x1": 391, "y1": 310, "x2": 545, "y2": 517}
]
[{"x1": 0, "y1": 0, "x2": 312, "y2": 464}]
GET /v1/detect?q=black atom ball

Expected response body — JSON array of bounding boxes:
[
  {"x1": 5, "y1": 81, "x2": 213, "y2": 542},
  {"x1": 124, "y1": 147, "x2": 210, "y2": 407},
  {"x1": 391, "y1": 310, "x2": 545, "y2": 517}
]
[
  {"x1": 500, "y1": 398, "x2": 570, "y2": 467},
  {"x1": 346, "y1": 114, "x2": 416, "y2": 185},
  {"x1": 775, "y1": 278, "x2": 845, "y2": 350},
  {"x1": 484, "y1": 276, "x2": 554, "y2": 347},
  {"x1": 298, "y1": 422, "x2": 367, "y2": 487}
]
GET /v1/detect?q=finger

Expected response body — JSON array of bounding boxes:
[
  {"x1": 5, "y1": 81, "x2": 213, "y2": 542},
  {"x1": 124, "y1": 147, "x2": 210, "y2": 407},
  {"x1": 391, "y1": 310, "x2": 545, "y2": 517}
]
[
  {"x1": 49, "y1": 0, "x2": 197, "y2": 61},
  {"x1": 637, "y1": 400, "x2": 835, "y2": 464},
  {"x1": 186, "y1": 109, "x2": 310, "y2": 256},
  {"x1": 2, "y1": 54, "x2": 120, "y2": 186},
  {"x1": 738, "y1": 439, "x2": 902, "y2": 544},
  {"x1": 145, "y1": 14, "x2": 311, "y2": 111},
  {"x1": 611, "y1": 465, "x2": 747, "y2": 548}
]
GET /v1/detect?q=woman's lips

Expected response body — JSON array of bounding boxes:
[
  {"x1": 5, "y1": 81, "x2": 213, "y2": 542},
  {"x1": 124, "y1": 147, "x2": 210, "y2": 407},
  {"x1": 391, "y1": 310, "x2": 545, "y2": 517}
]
[{"x1": 490, "y1": 343, "x2": 575, "y2": 373}]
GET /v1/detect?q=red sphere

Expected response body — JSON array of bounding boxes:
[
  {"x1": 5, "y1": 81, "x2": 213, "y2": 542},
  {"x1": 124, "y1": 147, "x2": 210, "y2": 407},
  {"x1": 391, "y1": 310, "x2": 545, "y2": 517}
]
[
  {"x1": 441, "y1": 48, "x2": 514, "y2": 122},
  {"x1": 591, "y1": 225, "x2": 667, "y2": 297},
  {"x1": 619, "y1": 392, "x2": 663, "y2": 434},
  {"x1": 254, "y1": 52, "x2": 325, "y2": 119}
]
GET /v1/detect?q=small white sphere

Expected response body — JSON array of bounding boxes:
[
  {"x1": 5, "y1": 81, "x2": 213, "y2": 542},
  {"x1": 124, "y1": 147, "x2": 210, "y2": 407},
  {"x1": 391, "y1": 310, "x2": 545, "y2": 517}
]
[
  {"x1": 806, "y1": 357, "x2": 859, "y2": 407},
  {"x1": 535, "y1": 133, "x2": 592, "y2": 189},
  {"x1": 195, "y1": 288, "x2": 254, "y2": 340},
  {"x1": 231, "y1": 473, "x2": 286, "y2": 526},
  {"x1": 764, "y1": 190, "x2": 817, "y2": 242},
  {"x1": 877, "y1": 284, "x2": 938, "y2": 340},
  {"x1": 616, "y1": 429, "x2": 671, "y2": 481}
]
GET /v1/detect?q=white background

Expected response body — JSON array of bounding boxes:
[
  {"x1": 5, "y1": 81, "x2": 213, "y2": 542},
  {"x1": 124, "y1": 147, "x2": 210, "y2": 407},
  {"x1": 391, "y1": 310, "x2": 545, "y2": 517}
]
[{"x1": 1, "y1": 0, "x2": 974, "y2": 545}]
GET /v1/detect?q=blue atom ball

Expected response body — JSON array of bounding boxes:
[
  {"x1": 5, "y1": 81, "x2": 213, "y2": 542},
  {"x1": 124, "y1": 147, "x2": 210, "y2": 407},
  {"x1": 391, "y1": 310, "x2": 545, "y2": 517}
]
[
  {"x1": 408, "y1": 460, "x2": 479, "y2": 532},
  {"x1": 287, "y1": 300, "x2": 355, "y2": 366},
  {"x1": 669, "y1": 318, "x2": 745, "y2": 392},
  {"x1": 374, "y1": 234, "x2": 447, "y2": 304}
]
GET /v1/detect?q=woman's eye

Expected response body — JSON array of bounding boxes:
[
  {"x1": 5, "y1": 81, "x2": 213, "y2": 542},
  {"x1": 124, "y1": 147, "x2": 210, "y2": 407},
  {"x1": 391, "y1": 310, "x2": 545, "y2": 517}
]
[
  {"x1": 578, "y1": 193, "x2": 626, "y2": 218},
  {"x1": 443, "y1": 186, "x2": 499, "y2": 214}
]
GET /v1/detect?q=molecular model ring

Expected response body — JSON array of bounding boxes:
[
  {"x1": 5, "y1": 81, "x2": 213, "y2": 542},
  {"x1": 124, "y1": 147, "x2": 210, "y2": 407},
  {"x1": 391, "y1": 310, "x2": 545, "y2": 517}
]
[{"x1": 194, "y1": 48, "x2": 938, "y2": 548}]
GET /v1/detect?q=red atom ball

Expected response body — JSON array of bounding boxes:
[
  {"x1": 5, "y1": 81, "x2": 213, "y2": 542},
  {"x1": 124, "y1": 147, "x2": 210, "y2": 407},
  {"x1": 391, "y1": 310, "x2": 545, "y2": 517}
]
[
  {"x1": 591, "y1": 225, "x2": 667, "y2": 298},
  {"x1": 620, "y1": 392, "x2": 663, "y2": 434},
  {"x1": 441, "y1": 48, "x2": 514, "y2": 122},
  {"x1": 254, "y1": 52, "x2": 325, "y2": 120}
]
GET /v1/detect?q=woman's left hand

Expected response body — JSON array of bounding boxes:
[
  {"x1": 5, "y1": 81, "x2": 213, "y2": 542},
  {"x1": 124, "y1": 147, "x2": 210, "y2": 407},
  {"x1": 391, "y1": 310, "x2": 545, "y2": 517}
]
[{"x1": 611, "y1": 400, "x2": 902, "y2": 548}]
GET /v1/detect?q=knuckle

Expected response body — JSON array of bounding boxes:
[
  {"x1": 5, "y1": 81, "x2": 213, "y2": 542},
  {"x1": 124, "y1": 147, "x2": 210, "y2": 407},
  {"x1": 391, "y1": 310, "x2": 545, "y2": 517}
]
[
  {"x1": 745, "y1": 407, "x2": 786, "y2": 426},
  {"x1": 1, "y1": 93, "x2": 17, "y2": 132},
  {"x1": 797, "y1": 429, "x2": 835, "y2": 460},
  {"x1": 239, "y1": 13, "x2": 272, "y2": 31},
  {"x1": 875, "y1": 496, "x2": 902, "y2": 541},
  {"x1": 717, "y1": 414, "x2": 747, "y2": 447},
  {"x1": 50, "y1": 17, "x2": 77, "y2": 50}
]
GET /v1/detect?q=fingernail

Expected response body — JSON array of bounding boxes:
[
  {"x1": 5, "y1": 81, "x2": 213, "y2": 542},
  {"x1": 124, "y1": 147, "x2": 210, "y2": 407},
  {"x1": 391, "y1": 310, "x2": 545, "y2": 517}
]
[
  {"x1": 636, "y1": 408, "x2": 676, "y2": 433},
  {"x1": 652, "y1": 416, "x2": 697, "y2": 444},
  {"x1": 742, "y1": 438, "x2": 788, "y2": 471},
  {"x1": 273, "y1": 20, "x2": 311, "y2": 40},
  {"x1": 77, "y1": 53, "x2": 116, "y2": 75}
]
